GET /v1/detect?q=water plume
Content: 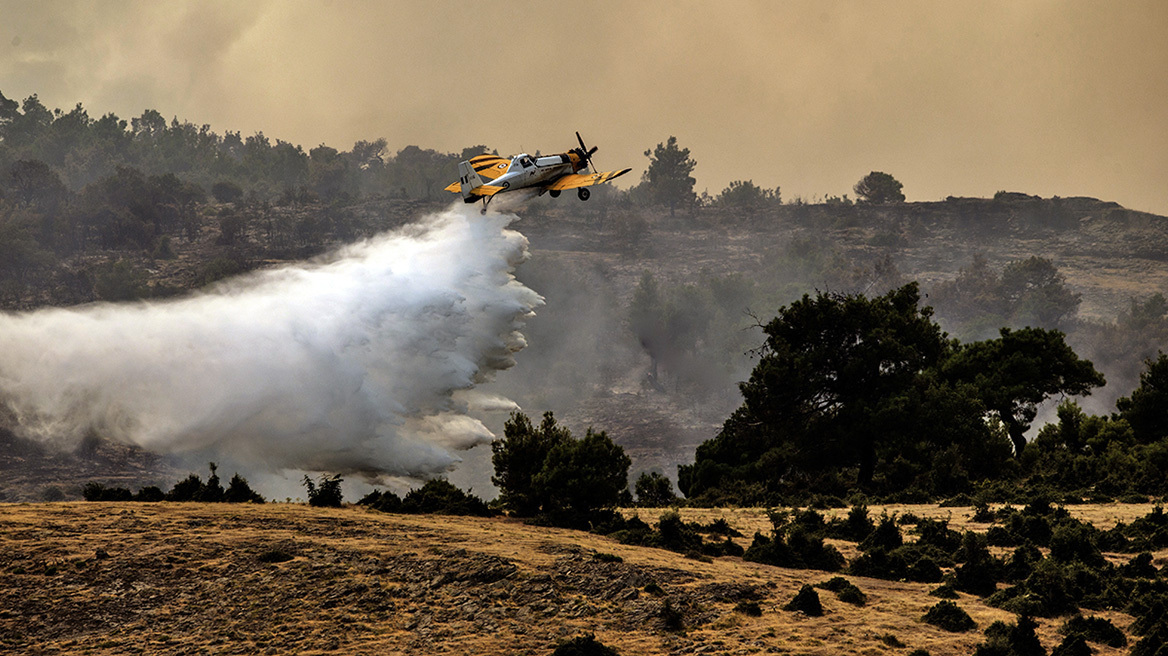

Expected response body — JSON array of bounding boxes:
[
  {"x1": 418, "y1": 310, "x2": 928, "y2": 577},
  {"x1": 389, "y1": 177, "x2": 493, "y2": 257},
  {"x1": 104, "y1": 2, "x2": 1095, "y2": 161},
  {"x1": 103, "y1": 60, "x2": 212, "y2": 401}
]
[{"x1": 0, "y1": 205, "x2": 542, "y2": 478}]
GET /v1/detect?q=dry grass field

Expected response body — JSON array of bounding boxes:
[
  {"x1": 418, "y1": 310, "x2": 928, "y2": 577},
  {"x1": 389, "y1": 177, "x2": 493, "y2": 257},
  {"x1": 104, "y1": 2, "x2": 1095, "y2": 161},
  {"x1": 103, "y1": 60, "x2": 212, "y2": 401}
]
[{"x1": 1, "y1": 502, "x2": 1157, "y2": 655}]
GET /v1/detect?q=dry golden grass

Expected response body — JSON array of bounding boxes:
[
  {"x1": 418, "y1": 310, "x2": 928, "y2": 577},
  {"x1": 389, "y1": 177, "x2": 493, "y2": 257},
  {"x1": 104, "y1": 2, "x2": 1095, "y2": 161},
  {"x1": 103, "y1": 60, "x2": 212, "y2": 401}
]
[{"x1": 0, "y1": 502, "x2": 1154, "y2": 655}]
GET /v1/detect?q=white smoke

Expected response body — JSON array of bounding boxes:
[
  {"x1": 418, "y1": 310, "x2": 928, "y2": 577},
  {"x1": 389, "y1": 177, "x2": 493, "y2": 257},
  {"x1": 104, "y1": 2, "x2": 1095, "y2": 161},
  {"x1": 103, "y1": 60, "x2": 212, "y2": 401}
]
[{"x1": 0, "y1": 205, "x2": 542, "y2": 478}]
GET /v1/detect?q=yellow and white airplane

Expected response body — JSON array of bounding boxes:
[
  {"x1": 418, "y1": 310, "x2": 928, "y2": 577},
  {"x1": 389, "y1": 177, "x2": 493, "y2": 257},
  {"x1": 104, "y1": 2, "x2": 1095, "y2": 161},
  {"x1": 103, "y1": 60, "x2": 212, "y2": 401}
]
[{"x1": 444, "y1": 133, "x2": 631, "y2": 213}]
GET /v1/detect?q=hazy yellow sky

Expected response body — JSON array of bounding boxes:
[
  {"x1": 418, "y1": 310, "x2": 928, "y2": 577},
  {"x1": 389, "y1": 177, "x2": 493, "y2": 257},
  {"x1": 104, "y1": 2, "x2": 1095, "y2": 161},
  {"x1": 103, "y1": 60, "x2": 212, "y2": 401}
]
[{"x1": 2, "y1": 0, "x2": 1166, "y2": 213}]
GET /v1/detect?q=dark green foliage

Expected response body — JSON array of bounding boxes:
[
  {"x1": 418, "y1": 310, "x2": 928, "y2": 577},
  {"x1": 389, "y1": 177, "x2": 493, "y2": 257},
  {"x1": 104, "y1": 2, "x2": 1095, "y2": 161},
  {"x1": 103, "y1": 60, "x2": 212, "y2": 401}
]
[
  {"x1": 1117, "y1": 352, "x2": 1168, "y2": 443},
  {"x1": 922, "y1": 600, "x2": 977, "y2": 632},
  {"x1": 848, "y1": 544, "x2": 944, "y2": 583},
  {"x1": 492, "y1": 411, "x2": 629, "y2": 527},
  {"x1": 854, "y1": 171, "x2": 905, "y2": 204},
  {"x1": 1004, "y1": 544, "x2": 1043, "y2": 583},
  {"x1": 974, "y1": 615, "x2": 1045, "y2": 656},
  {"x1": 743, "y1": 513, "x2": 845, "y2": 572},
  {"x1": 223, "y1": 474, "x2": 264, "y2": 503},
  {"x1": 1049, "y1": 523, "x2": 1105, "y2": 567},
  {"x1": 1060, "y1": 615, "x2": 1126, "y2": 648},
  {"x1": 680, "y1": 283, "x2": 958, "y2": 501},
  {"x1": 828, "y1": 504, "x2": 876, "y2": 541},
  {"x1": 592, "y1": 552, "x2": 623, "y2": 564},
  {"x1": 954, "y1": 531, "x2": 1002, "y2": 597},
  {"x1": 134, "y1": 486, "x2": 165, "y2": 502},
  {"x1": 492, "y1": 411, "x2": 570, "y2": 516},
  {"x1": 166, "y1": 473, "x2": 205, "y2": 501},
  {"x1": 816, "y1": 577, "x2": 866, "y2": 606},
  {"x1": 603, "y1": 510, "x2": 741, "y2": 557},
  {"x1": 551, "y1": 634, "x2": 620, "y2": 656},
  {"x1": 84, "y1": 463, "x2": 262, "y2": 503},
  {"x1": 859, "y1": 514, "x2": 903, "y2": 551},
  {"x1": 640, "y1": 136, "x2": 696, "y2": 216},
  {"x1": 915, "y1": 518, "x2": 963, "y2": 552},
  {"x1": 533, "y1": 427, "x2": 631, "y2": 522},
  {"x1": 988, "y1": 559, "x2": 1085, "y2": 617},
  {"x1": 1122, "y1": 553, "x2": 1159, "y2": 579},
  {"x1": 783, "y1": 584, "x2": 823, "y2": 616},
  {"x1": 302, "y1": 473, "x2": 343, "y2": 507},
  {"x1": 635, "y1": 471, "x2": 678, "y2": 507},
  {"x1": 1050, "y1": 635, "x2": 1091, "y2": 656},
  {"x1": 400, "y1": 479, "x2": 491, "y2": 516},
  {"x1": 943, "y1": 327, "x2": 1105, "y2": 456},
  {"x1": 81, "y1": 482, "x2": 132, "y2": 501},
  {"x1": 930, "y1": 583, "x2": 959, "y2": 599},
  {"x1": 358, "y1": 489, "x2": 403, "y2": 513},
  {"x1": 973, "y1": 501, "x2": 999, "y2": 522},
  {"x1": 211, "y1": 180, "x2": 244, "y2": 203}
]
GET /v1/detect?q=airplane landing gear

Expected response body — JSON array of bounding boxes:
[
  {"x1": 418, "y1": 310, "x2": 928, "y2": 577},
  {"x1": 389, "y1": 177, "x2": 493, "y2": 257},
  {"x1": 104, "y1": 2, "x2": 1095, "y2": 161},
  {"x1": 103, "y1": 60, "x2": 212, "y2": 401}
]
[
  {"x1": 549, "y1": 189, "x2": 561, "y2": 198},
  {"x1": 577, "y1": 187, "x2": 590, "y2": 201}
]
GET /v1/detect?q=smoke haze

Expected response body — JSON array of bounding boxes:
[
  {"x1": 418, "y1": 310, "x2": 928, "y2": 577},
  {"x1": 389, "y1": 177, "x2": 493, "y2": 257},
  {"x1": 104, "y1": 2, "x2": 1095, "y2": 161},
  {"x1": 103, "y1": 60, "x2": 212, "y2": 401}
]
[
  {"x1": 1, "y1": 1, "x2": 1165, "y2": 214},
  {"x1": 0, "y1": 206, "x2": 541, "y2": 479}
]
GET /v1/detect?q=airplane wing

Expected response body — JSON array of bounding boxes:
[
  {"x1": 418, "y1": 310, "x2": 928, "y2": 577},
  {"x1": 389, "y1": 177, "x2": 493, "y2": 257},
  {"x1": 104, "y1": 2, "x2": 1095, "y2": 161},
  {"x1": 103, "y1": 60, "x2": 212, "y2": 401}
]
[{"x1": 547, "y1": 168, "x2": 632, "y2": 191}]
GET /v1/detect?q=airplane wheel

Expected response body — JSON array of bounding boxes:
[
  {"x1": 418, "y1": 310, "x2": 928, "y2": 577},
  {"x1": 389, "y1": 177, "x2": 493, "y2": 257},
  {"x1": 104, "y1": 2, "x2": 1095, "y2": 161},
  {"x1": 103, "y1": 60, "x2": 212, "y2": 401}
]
[
  {"x1": 549, "y1": 189, "x2": 561, "y2": 198},
  {"x1": 577, "y1": 187, "x2": 590, "y2": 201}
]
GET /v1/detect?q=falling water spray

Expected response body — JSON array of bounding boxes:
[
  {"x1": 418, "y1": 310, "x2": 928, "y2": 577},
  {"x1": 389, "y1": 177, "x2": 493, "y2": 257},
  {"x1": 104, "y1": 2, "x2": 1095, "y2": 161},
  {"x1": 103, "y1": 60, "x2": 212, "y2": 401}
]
[{"x1": 0, "y1": 205, "x2": 542, "y2": 478}]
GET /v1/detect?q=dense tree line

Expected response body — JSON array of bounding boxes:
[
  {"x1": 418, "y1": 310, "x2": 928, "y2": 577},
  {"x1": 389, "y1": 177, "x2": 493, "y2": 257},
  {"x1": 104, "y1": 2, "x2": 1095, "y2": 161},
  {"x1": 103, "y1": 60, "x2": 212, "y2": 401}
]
[{"x1": 672, "y1": 283, "x2": 1168, "y2": 506}]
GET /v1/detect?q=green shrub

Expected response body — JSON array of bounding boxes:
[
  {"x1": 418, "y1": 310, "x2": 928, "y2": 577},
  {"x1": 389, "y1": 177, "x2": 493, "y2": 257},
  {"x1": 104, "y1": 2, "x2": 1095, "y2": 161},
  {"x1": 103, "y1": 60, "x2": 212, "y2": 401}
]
[
  {"x1": 930, "y1": 583, "x2": 959, "y2": 599},
  {"x1": 302, "y1": 473, "x2": 343, "y2": 507},
  {"x1": 401, "y1": 479, "x2": 491, "y2": 516},
  {"x1": 859, "y1": 514, "x2": 903, "y2": 551},
  {"x1": 224, "y1": 473, "x2": 264, "y2": 503},
  {"x1": 1060, "y1": 614, "x2": 1127, "y2": 648},
  {"x1": 816, "y1": 576, "x2": 867, "y2": 605},
  {"x1": 922, "y1": 600, "x2": 976, "y2": 632},
  {"x1": 1050, "y1": 634, "x2": 1091, "y2": 656},
  {"x1": 744, "y1": 526, "x2": 845, "y2": 572},
  {"x1": 357, "y1": 489, "x2": 403, "y2": 513},
  {"x1": 133, "y1": 486, "x2": 165, "y2": 502},
  {"x1": 82, "y1": 482, "x2": 132, "y2": 501},
  {"x1": 551, "y1": 634, "x2": 620, "y2": 656},
  {"x1": 783, "y1": 584, "x2": 823, "y2": 616}
]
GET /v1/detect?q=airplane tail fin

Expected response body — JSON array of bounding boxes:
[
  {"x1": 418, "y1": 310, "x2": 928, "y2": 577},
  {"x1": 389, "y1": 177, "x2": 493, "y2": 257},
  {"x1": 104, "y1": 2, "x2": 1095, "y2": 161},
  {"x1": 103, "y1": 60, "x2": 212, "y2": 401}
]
[{"x1": 458, "y1": 161, "x2": 485, "y2": 200}]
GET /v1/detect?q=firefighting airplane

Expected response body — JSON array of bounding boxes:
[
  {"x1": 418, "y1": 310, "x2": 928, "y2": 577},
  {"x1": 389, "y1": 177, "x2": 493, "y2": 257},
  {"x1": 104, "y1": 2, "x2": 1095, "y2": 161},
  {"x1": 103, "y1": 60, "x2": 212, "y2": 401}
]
[{"x1": 444, "y1": 132, "x2": 631, "y2": 213}]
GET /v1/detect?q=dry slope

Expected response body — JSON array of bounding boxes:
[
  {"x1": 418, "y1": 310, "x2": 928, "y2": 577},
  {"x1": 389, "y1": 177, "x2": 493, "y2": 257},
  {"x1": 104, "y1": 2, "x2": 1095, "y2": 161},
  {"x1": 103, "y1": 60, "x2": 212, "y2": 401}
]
[{"x1": 0, "y1": 502, "x2": 1148, "y2": 655}]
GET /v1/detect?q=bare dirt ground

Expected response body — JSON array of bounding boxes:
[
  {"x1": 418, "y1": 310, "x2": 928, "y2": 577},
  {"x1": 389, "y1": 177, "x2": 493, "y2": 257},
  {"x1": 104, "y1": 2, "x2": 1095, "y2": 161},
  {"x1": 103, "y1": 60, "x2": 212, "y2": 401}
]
[{"x1": 1, "y1": 502, "x2": 1155, "y2": 655}]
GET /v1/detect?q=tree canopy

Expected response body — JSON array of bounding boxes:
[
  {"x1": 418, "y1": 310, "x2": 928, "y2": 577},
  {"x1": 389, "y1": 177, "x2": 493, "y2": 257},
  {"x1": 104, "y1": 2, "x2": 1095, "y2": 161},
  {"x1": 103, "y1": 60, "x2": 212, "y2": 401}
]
[
  {"x1": 640, "y1": 136, "x2": 696, "y2": 216},
  {"x1": 853, "y1": 171, "x2": 905, "y2": 204},
  {"x1": 679, "y1": 283, "x2": 1104, "y2": 504},
  {"x1": 943, "y1": 327, "x2": 1105, "y2": 456}
]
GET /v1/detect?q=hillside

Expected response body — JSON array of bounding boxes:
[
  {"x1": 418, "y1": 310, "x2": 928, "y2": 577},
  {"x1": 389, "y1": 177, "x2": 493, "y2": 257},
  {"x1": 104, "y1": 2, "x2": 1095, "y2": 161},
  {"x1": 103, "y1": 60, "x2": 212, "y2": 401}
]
[
  {"x1": 4, "y1": 191, "x2": 1168, "y2": 501},
  {"x1": 0, "y1": 501, "x2": 1152, "y2": 655}
]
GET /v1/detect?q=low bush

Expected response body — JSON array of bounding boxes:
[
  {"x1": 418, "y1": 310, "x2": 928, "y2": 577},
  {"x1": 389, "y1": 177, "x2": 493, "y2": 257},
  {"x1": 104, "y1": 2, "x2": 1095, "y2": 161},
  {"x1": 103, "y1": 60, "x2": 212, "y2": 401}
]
[
  {"x1": 973, "y1": 615, "x2": 1043, "y2": 656},
  {"x1": 551, "y1": 634, "x2": 620, "y2": 656},
  {"x1": 1060, "y1": 615, "x2": 1127, "y2": 648},
  {"x1": 783, "y1": 584, "x2": 823, "y2": 616},
  {"x1": 744, "y1": 526, "x2": 844, "y2": 572},
  {"x1": 816, "y1": 577, "x2": 866, "y2": 606},
  {"x1": 401, "y1": 479, "x2": 491, "y2": 516},
  {"x1": 922, "y1": 600, "x2": 976, "y2": 632},
  {"x1": 302, "y1": 473, "x2": 343, "y2": 507}
]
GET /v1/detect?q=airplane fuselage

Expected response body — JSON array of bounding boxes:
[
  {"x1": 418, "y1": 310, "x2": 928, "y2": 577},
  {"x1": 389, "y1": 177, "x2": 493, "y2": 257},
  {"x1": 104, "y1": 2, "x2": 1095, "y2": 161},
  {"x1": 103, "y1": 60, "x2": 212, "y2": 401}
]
[{"x1": 468, "y1": 153, "x2": 578, "y2": 199}]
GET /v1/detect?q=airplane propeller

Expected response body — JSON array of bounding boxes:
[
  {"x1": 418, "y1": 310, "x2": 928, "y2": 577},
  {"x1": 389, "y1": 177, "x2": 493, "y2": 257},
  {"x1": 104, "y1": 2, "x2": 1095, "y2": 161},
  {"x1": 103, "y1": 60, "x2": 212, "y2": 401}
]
[{"x1": 575, "y1": 131, "x2": 599, "y2": 174}]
